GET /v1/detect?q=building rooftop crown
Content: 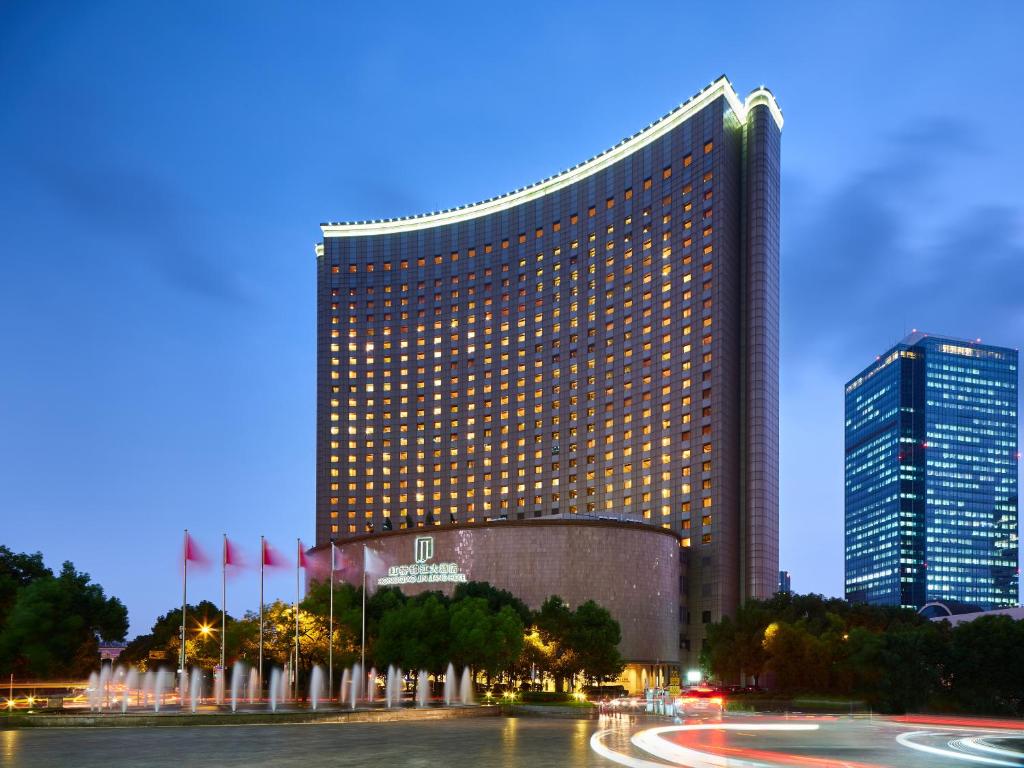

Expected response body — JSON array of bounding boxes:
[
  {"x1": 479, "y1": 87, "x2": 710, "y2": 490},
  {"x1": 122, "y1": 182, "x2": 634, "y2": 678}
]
[{"x1": 319, "y1": 75, "x2": 782, "y2": 239}]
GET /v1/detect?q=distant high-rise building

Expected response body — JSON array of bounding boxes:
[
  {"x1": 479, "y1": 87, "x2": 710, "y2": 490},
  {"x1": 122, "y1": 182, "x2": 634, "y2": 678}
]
[
  {"x1": 845, "y1": 332, "x2": 1019, "y2": 610},
  {"x1": 777, "y1": 570, "x2": 791, "y2": 595},
  {"x1": 315, "y1": 75, "x2": 782, "y2": 661}
]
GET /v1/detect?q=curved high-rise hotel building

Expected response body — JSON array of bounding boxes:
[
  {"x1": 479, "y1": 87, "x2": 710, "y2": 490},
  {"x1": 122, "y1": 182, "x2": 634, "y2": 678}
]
[{"x1": 314, "y1": 75, "x2": 781, "y2": 663}]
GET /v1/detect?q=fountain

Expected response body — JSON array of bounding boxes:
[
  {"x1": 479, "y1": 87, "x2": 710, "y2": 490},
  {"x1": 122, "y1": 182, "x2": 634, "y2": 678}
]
[
  {"x1": 214, "y1": 667, "x2": 225, "y2": 706},
  {"x1": 340, "y1": 667, "x2": 350, "y2": 706},
  {"x1": 366, "y1": 667, "x2": 377, "y2": 704},
  {"x1": 231, "y1": 662, "x2": 246, "y2": 712},
  {"x1": 112, "y1": 666, "x2": 122, "y2": 709},
  {"x1": 349, "y1": 663, "x2": 361, "y2": 710},
  {"x1": 460, "y1": 667, "x2": 474, "y2": 705},
  {"x1": 98, "y1": 665, "x2": 112, "y2": 709},
  {"x1": 87, "y1": 671, "x2": 100, "y2": 711},
  {"x1": 309, "y1": 665, "x2": 324, "y2": 710},
  {"x1": 384, "y1": 665, "x2": 396, "y2": 708},
  {"x1": 268, "y1": 667, "x2": 282, "y2": 712},
  {"x1": 189, "y1": 668, "x2": 203, "y2": 713},
  {"x1": 115, "y1": 666, "x2": 125, "y2": 706},
  {"x1": 141, "y1": 670, "x2": 152, "y2": 708},
  {"x1": 248, "y1": 667, "x2": 259, "y2": 704},
  {"x1": 416, "y1": 670, "x2": 429, "y2": 707},
  {"x1": 444, "y1": 662, "x2": 456, "y2": 706},
  {"x1": 154, "y1": 667, "x2": 168, "y2": 712},
  {"x1": 123, "y1": 668, "x2": 139, "y2": 713}
]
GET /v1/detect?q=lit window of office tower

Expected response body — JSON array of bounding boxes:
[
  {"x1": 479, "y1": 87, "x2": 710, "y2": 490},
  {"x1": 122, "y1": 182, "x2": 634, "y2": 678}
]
[
  {"x1": 845, "y1": 332, "x2": 1019, "y2": 610},
  {"x1": 315, "y1": 75, "x2": 782, "y2": 655}
]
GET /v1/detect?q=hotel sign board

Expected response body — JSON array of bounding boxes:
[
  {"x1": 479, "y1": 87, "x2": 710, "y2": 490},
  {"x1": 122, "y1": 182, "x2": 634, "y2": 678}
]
[{"x1": 377, "y1": 536, "x2": 468, "y2": 587}]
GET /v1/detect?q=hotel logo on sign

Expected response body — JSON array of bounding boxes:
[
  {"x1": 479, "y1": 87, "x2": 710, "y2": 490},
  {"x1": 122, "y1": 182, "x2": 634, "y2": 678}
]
[{"x1": 414, "y1": 536, "x2": 434, "y2": 564}]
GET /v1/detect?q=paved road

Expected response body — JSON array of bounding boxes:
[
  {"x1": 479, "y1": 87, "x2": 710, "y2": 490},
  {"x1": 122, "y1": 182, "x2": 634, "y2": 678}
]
[
  {"x1": 4, "y1": 712, "x2": 1024, "y2": 767},
  {"x1": 595, "y1": 713, "x2": 1024, "y2": 767}
]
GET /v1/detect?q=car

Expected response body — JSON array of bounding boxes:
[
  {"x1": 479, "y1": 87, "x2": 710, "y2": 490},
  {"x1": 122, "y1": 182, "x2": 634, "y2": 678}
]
[{"x1": 674, "y1": 687, "x2": 725, "y2": 717}]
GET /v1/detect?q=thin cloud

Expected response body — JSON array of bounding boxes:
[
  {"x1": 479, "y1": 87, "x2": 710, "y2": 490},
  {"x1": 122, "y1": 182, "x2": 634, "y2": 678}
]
[
  {"x1": 782, "y1": 117, "x2": 1023, "y2": 368},
  {"x1": 20, "y1": 148, "x2": 253, "y2": 306}
]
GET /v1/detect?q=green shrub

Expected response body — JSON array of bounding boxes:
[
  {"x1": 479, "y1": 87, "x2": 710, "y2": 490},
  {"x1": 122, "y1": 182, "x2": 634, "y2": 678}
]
[{"x1": 518, "y1": 690, "x2": 572, "y2": 703}]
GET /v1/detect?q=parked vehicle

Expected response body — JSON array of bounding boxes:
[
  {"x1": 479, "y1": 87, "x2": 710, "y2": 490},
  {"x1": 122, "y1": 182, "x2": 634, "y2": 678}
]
[{"x1": 674, "y1": 687, "x2": 725, "y2": 717}]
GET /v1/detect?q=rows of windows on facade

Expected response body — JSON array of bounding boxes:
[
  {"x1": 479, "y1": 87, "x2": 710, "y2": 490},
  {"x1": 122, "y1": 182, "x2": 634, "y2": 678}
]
[
  {"x1": 321, "y1": 145, "x2": 724, "y2": 541},
  {"x1": 845, "y1": 332, "x2": 1019, "y2": 611}
]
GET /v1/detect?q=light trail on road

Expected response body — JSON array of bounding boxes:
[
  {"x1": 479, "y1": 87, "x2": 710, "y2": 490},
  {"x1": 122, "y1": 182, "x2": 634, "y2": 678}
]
[
  {"x1": 593, "y1": 722, "x2": 821, "y2": 768},
  {"x1": 591, "y1": 715, "x2": 1024, "y2": 768},
  {"x1": 897, "y1": 731, "x2": 1024, "y2": 767}
]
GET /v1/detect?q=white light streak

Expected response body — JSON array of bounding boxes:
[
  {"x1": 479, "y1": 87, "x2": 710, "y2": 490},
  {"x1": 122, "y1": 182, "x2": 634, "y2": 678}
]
[
  {"x1": 321, "y1": 76, "x2": 782, "y2": 238},
  {"x1": 591, "y1": 722, "x2": 819, "y2": 768},
  {"x1": 896, "y1": 731, "x2": 1023, "y2": 767}
]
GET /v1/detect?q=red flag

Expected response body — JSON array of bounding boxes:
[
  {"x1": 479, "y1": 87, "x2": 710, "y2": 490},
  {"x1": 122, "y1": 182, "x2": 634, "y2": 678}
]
[
  {"x1": 298, "y1": 540, "x2": 308, "y2": 569},
  {"x1": 184, "y1": 532, "x2": 208, "y2": 565},
  {"x1": 262, "y1": 538, "x2": 286, "y2": 568},
  {"x1": 224, "y1": 537, "x2": 243, "y2": 568}
]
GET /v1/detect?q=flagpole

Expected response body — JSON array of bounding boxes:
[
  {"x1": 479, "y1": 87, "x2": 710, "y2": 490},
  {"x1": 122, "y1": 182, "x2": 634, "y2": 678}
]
[
  {"x1": 294, "y1": 538, "x2": 300, "y2": 701},
  {"x1": 361, "y1": 544, "x2": 366, "y2": 690},
  {"x1": 328, "y1": 540, "x2": 335, "y2": 702},
  {"x1": 180, "y1": 529, "x2": 188, "y2": 694},
  {"x1": 221, "y1": 534, "x2": 226, "y2": 674},
  {"x1": 259, "y1": 535, "x2": 264, "y2": 699}
]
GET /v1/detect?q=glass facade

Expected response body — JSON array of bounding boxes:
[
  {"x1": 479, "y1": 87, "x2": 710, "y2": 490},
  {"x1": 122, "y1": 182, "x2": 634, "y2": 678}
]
[
  {"x1": 315, "y1": 76, "x2": 782, "y2": 658},
  {"x1": 845, "y1": 333, "x2": 1019, "y2": 609}
]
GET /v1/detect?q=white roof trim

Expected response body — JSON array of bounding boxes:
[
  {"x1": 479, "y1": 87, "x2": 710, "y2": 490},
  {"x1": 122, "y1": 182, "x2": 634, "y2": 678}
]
[{"x1": 321, "y1": 76, "x2": 782, "y2": 239}]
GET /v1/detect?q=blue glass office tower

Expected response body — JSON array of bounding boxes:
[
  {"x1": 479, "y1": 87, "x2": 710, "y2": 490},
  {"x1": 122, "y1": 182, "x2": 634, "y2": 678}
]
[{"x1": 845, "y1": 332, "x2": 1019, "y2": 609}]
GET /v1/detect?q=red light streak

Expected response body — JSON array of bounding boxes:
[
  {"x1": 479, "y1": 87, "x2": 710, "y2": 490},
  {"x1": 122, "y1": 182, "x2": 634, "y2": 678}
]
[{"x1": 889, "y1": 714, "x2": 1024, "y2": 731}]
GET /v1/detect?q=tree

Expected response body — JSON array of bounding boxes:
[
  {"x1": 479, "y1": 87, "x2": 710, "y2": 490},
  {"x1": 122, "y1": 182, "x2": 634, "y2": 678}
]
[
  {"x1": 375, "y1": 593, "x2": 451, "y2": 674},
  {"x1": 517, "y1": 629, "x2": 555, "y2": 689},
  {"x1": 365, "y1": 586, "x2": 407, "y2": 652},
  {"x1": 489, "y1": 605, "x2": 525, "y2": 679},
  {"x1": 0, "y1": 546, "x2": 52, "y2": 630},
  {"x1": 947, "y1": 615, "x2": 1024, "y2": 715},
  {"x1": 702, "y1": 602, "x2": 771, "y2": 686},
  {"x1": 0, "y1": 561, "x2": 127, "y2": 678},
  {"x1": 872, "y1": 623, "x2": 944, "y2": 713},
  {"x1": 453, "y1": 581, "x2": 532, "y2": 626},
  {"x1": 567, "y1": 600, "x2": 623, "y2": 683},
  {"x1": 532, "y1": 595, "x2": 624, "y2": 690},
  {"x1": 120, "y1": 600, "x2": 232, "y2": 670},
  {"x1": 702, "y1": 592, "x2": 962, "y2": 710},
  {"x1": 300, "y1": 581, "x2": 364, "y2": 670},
  {"x1": 449, "y1": 597, "x2": 523, "y2": 679},
  {"x1": 534, "y1": 595, "x2": 576, "y2": 691}
]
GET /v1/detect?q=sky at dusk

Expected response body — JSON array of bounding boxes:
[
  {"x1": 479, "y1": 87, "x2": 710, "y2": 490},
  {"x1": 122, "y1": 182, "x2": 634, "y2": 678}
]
[{"x1": 2, "y1": 1, "x2": 1022, "y2": 635}]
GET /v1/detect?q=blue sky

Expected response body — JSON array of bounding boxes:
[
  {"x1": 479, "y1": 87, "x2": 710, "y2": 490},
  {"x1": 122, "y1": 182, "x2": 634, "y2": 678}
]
[{"x1": 2, "y1": 1, "x2": 1022, "y2": 634}]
